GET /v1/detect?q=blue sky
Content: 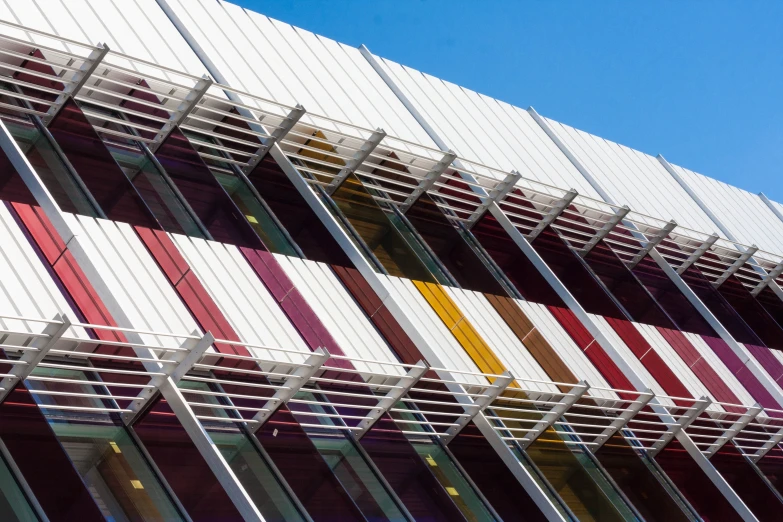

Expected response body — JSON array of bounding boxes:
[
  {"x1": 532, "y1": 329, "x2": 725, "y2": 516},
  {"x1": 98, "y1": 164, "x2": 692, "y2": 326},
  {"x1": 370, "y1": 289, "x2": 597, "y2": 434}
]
[{"x1": 236, "y1": 0, "x2": 783, "y2": 201}]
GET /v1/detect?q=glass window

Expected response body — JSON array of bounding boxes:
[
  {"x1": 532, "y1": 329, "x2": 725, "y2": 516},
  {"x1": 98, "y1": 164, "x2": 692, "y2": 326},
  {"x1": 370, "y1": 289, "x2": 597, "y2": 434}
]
[{"x1": 0, "y1": 448, "x2": 39, "y2": 522}]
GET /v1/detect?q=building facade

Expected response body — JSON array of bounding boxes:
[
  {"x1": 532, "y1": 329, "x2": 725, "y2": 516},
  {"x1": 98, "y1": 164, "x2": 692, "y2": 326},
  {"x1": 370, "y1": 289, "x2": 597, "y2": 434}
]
[{"x1": 0, "y1": 1, "x2": 780, "y2": 520}]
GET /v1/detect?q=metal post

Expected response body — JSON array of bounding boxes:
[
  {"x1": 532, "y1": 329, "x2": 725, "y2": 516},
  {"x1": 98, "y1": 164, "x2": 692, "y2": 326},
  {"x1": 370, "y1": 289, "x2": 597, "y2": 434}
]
[
  {"x1": 0, "y1": 314, "x2": 70, "y2": 404},
  {"x1": 648, "y1": 398, "x2": 712, "y2": 456},
  {"x1": 627, "y1": 220, "x2": 678, "y2": 269},
  {"x1": 466, "y1": 170, "x2": 521, "y2": 227},
  {"x1": 43, "y1": 43, "x2": 109, "y2": 124},
  {"x1": 399, "y1": 150, "x2": 456, "y2": 212},
  {"x1": 751, "y1": 260, "x2": 783, "y2": 296},
  {"x1": 518, "y1": 381, "x2": 589, "y2": 449},
  {"x1": 748, "y1": 424, "x2": 783, "y2": 463},
  {"x1": 242, "y1": 104, "x2": 306, "y2": 173},
  {"x1": 592, "y1": 390, "x2": 654, "y2": 450},
  {"x1": 579, "y1": 205, "x2": 630, "y2": 257},
  {"x1": 702, "y1": 404, "x2": 762, "y2": 458},
  {"x1": 527, "y1": 189, "x2": 578, "y2": 242},
  {"x1": 326, "y1": 128, "x2": 386, "y2": 194},
  {"x1": 441, "y1": 371, "x2": 514, "y2": 444},
  {"x1": 713, "y1": 246, "x2": 759, "y2": 288},
  {"x1": 149, "y1": 74, "x2": 213, "y2": 152},
  {"x1": 355, "y1": 361, "x2": 428, "y2": 439},
  {"x1": 250, "y1": 347, "x2": 330, "y2": 432},
  {"x1": 677, "y1": 234, "x2": 720, "y2": 274}
]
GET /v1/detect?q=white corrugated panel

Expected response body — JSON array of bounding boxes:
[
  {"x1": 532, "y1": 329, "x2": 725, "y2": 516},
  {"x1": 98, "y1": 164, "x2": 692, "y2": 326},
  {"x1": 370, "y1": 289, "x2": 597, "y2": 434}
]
[
  {"x1": 0, "y1": 0, "x2": 207, "y2": 76},
  {"x1": 0, "y1": 205, "x2": 86, "y2": 340},
  {"x1": 274, "y1": 254, "x2": 404, "y2": 376},
  {"x1": 514, "y1": 301, "x2": 618, "y2": 400},
  {"x1": 633, "y1": 323, "x2": 717, "y2": 404},
  {"x1": 683, "y1": 333, "x2": 756, "y2": 407},
  {"x1": 380, "y1": 276, "x2": 486, "y2": 386},
  {"x1": 170, "y1": 235, "x2": 307, "y2": 362},
  {"x1": 672, "y1": 164, "x2": 783, "y2": 257},
  {"x1": 161, "y1": 0, "x2": 439, "y2": 152},
  {"x1": 543, "y1": 118, "x2": 725, "y2": 234},
  {"x1": 588, "y1": 314, "x2": 675, "y2": 406},
  {"x1": 373, "y1": 56, "x2": 602, "y2": 196},
  {"x1": 444, "y1": 287, "x2": 558, "y2": 394},
  {"x1": 64, "y1": 214, "x2": 197, "y2": 348}
]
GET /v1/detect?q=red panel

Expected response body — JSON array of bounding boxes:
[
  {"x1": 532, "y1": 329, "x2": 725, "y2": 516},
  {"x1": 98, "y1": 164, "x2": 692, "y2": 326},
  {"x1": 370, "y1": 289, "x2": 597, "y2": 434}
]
[
  {"x1": 240, "y1": 248, "x2": 294, "y2": 301},
  {"x1": 133, "y1": 227, "x2": 189, "y2": 282},
  {"x1": 657, "y1": 328, "x2": 702, "y2": 367},
  {"x1": 547, "y1": 306, "x2": 592, "y2": 349},
  {"x1": 606, "y1": 317, "x2": 651, "y2": 359},
  {"x1": 745, "y1": 344, "x2": 783, "y2": 381},
  {"x1": 582, "y1": 343, "x2": 635, "y2": 390},
  {"x1": 690, "y1": 358, "x2": 740, "y2": 406},
  {"x1": 11, "y1": 202, "x2": 66, "y2": 263},
  {"x1": 638, "y1": 349, "x2": 691, "y2": 398}
]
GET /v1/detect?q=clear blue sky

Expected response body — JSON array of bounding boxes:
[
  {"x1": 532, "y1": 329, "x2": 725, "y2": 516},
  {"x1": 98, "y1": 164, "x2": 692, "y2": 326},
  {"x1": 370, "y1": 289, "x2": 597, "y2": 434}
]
[{"x1": 236, "y1": 0, "x2": 783, "y2": 201}]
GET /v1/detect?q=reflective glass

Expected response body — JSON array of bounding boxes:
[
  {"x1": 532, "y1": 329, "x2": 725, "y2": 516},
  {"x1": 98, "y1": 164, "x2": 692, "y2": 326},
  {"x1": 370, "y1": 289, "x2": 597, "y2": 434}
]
[
  {"x1": 0, "y1": 449, "x2": 39, "y2": 522},
  {"x1": 26, "y1": 366, "x2": 184, "y2": 522}
]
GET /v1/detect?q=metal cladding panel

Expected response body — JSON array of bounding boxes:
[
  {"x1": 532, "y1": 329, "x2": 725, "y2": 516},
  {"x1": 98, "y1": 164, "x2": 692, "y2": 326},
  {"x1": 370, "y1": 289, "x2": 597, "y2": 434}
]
[
  {"x1": 382, "y1": 276, "x2": 486, "y2": 385},
  {"x1": 588, "y1": 314, "x2": 675, "y2": 406},
  {"x1": 672, "y1": 164, "x2": 783, "y2": 256},
  {"x1": 0, "y1": 0, "x2": 207, "y2": 75},
  {"x1": 162, "y1": 0, "x2": 439, "y2": 150},
  {"x1": 634, "y1": 323, "x2": 720, "y2": 405},
  {"x1": 445, "y1": 287, "x2": 558, "y2": 394},
  {"x1": 64, "y1": 214, "x2": 198, "y2": 347},
  {"x1": 274, "y1": 254, "x2": 405, "y2": 375},
  {"x1": 543, "y1": 118, "x2": 725, "y2": 233},
  {"x1": 736, "y1": 342, "x2": 783, "y2": 398},
  {"x1": 684, "y1": 333, "x2": 756, "y2": 407},
  {"x1": 515, "y1": 300, "x2": 618, "y2": 399},
  {"x1": 170, "y1": 235, "x2": 307, "y2": 362},
  {"x1": 372, "y1": 55, "x2": 601, "y2": 193},
  {"x1": 0, "y1": 204, "x2": 86, "y2": 339}
]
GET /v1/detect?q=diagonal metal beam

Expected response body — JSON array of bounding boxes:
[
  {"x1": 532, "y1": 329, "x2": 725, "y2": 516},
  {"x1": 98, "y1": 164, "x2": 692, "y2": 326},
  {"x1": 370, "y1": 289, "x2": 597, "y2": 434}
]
[
  {"x1": 250, "y1": 347, "x2": 330, "y2": 433},
  {"x1": 43, "y1": 43, "x2": 109, "y2": 124},
  {"x1": 0, "y1": 314, "x2": 70, "y2": 404},
  {"x1": 751, "y1": 260, "x2": 783, "y2": 296},
  {"x1": 713, "y1": 245, "x2": 758, "y2": 288},
  {"x1": 122, "y1": 330, "x2": 214, "y2": 425},
  {"x1": 399, "y1": 150, "x2": 456, "y2": 212},
  {"x1": 355, "y1": 360, "x2": 428, "y2": 439},
  {"x1": 149, "y1": 74, "x2": 213, "y2": 152},
  {"x1": 578, "y1": 205, "x2": 630, "y2": 257},
  {"x1": 325, "y1": 128, "x2": 386, "y2": 194},
  {"x1": 467, "y1": 170, "x2": 521, "y2": 227},
  {"x1": 747, "y1": 423, "x2": 783, "y2": 463},
  {"x1": 592, "y1": 389, "x2": 654, "y2": 450},
  {"x1": 517, "y1": 381, "x2": 589, "y2": 449},
  {"x1": 648, "y1": 397, "x2": 711, "y2": 456},
  {"x1": 627, "y1": 220, "x2": 678, "y2": 269},
  {"x1": 241, "y1": 103, "x2": 306, "y2": 174},
  {"x1": 440, "y1": 371, "x2": 514, "y2": 444},
  {"x1": 677, "y1": 233, "x2": 720, "y2": 274},
  {"x1": 702, "y1": 404, "x2": 762, "y2": 458},
  {"x1": 527, "y1": 189, "x2": 578, "y2": 242}
]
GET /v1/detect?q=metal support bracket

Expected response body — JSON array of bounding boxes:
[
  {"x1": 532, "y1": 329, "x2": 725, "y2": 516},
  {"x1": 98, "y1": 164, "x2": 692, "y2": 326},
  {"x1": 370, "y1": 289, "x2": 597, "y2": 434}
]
[
  {"x1": 592, "y1": 390, "x2": 654, "y2": 450},
  {"x1": 627, "y1": 220, "x2": 677, "y2": 269},
  {"x1": 649, "y1": 397, "x2": 711, "y2": 456},
  {"x1": 467, "y1": 170, "x2": 522, "y2": 227},
  {"x1": 0, "y1": 314, "x2": 70, "y2": 404},
  {"x1": 43, "y1": 43, "x2": 109, "y2": 124},
  {"x1": 579, "y1": 205, "x2": 630, "y2": 257},
  {"x1": 241, "y1": 103, "x2": 306, "y2": 174},
  {"x1": 400, "y1": 150, "x2": 456, "y2": 212},
  {"x1": 702, "y1": 404, "x2": 762, "y2": 458},
  {"x1": 355, "y1": 360, "x2": 428, "y2": 440},
  {"x1": 149, "y1": 74, "x2": 213, "y2": 152},
  {"x1": 250, "y1": 347, "x2": 330, "y2": 432},
  {"x1": 527, "y1": 189, "x2": 578, "y2": 242},
  {"x1": 747, "y1": 423, "x2": 783, "y2": 463},
  {"x1": 325, "y1": 128, "x2": 386, "y2": 194},
  {"x1": 441, "y1": 371, "x2": 514, "y2": 444},
  {"x1": 713, "y1": 245, "x2": 758, "y2": 288},
  {"x1": 122, "y1": 330, "x2": 215, "y2": 425},
  {"x1": 677, "y1": 233, "x2": 720, "y2": 274},
  {"x1": 518, "y1": 381, "x2": 589, "y2": 449},
  {"x1": 751, "y1": 260, "x2": 783, "y2": 296}
]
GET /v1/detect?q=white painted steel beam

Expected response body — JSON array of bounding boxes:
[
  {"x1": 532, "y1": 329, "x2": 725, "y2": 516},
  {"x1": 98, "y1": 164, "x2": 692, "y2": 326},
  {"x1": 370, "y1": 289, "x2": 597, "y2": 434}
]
[
  {"x1": 702, "y1": 405, "x2": 762, "y2": 458},
  {"x1": 0, "y1": 119, "x2": 266, "y2": 522},
  {"x1": 627, "y1": 220, "x2": 677, "y2": 269},
  {"x1": 466, "y1": 170, "x2": 521, "y2": 227},
  {"x1": 578, "y1": 205, "x2": 630, "y2": 258},
  {"x1": 149, "y1": 74, "x2": 213, "y2": 152},
  {"x1": 713, "y1": 245, "x2": 759, "y2": 288},
  {"x1": 0, "y1": 314, "x2": 70, "y2": 404},
  {"x1": 250, "y1": 348, "x2": 330, "y2": 432},
  {"x1": 648, "y1": 398, "x2": 711, "y2": 456},
  {"x1": 242, "y1": 103, "x2": 306, "y2": 174},
  {"x1": 518, "y1": 381, "x2": 589, "y2": 449},
  {"x1": 440, "y1": 371, "x2": 514, "y2": 444},
  {"x1": 751, "y1": 260, "x2": 783, "y2": 296},
  {"x1": 527, "y1": 189, "x2": 578, "y2": 242},
  {"x1": 677, "y1": 234, "x2": 720, "y2": 274},
  {"x1": 326, "y1": 128, "x2": 386, "y2": 194},
  {"x1": 355, "y1": 360, "x2": 428, "y2": 439},
  {"x1": 43, "y1": 43, "x2": 110, "y2": 124},
  {"x1": 591, "y1": 390, "x2": 654, "y2": 450},
  {"x1": 399, "y1": 150, "x2": 457, "y2": 212},
  {"x1": 748, "y1": 425, "x2": 783, "y2": 463}
]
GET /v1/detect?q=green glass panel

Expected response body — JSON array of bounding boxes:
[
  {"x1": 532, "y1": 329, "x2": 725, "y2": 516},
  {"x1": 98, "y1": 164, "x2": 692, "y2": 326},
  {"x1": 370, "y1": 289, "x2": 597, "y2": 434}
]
[
  {"x1": 0, "y1": 450, "x2": 38, "y2": 522},
  {"x1": 3, "y1": 118, "x2": 99, "y2": 217},
  {"x1": 26, "y1": 366, "x2": 184, "y2": 521}
]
